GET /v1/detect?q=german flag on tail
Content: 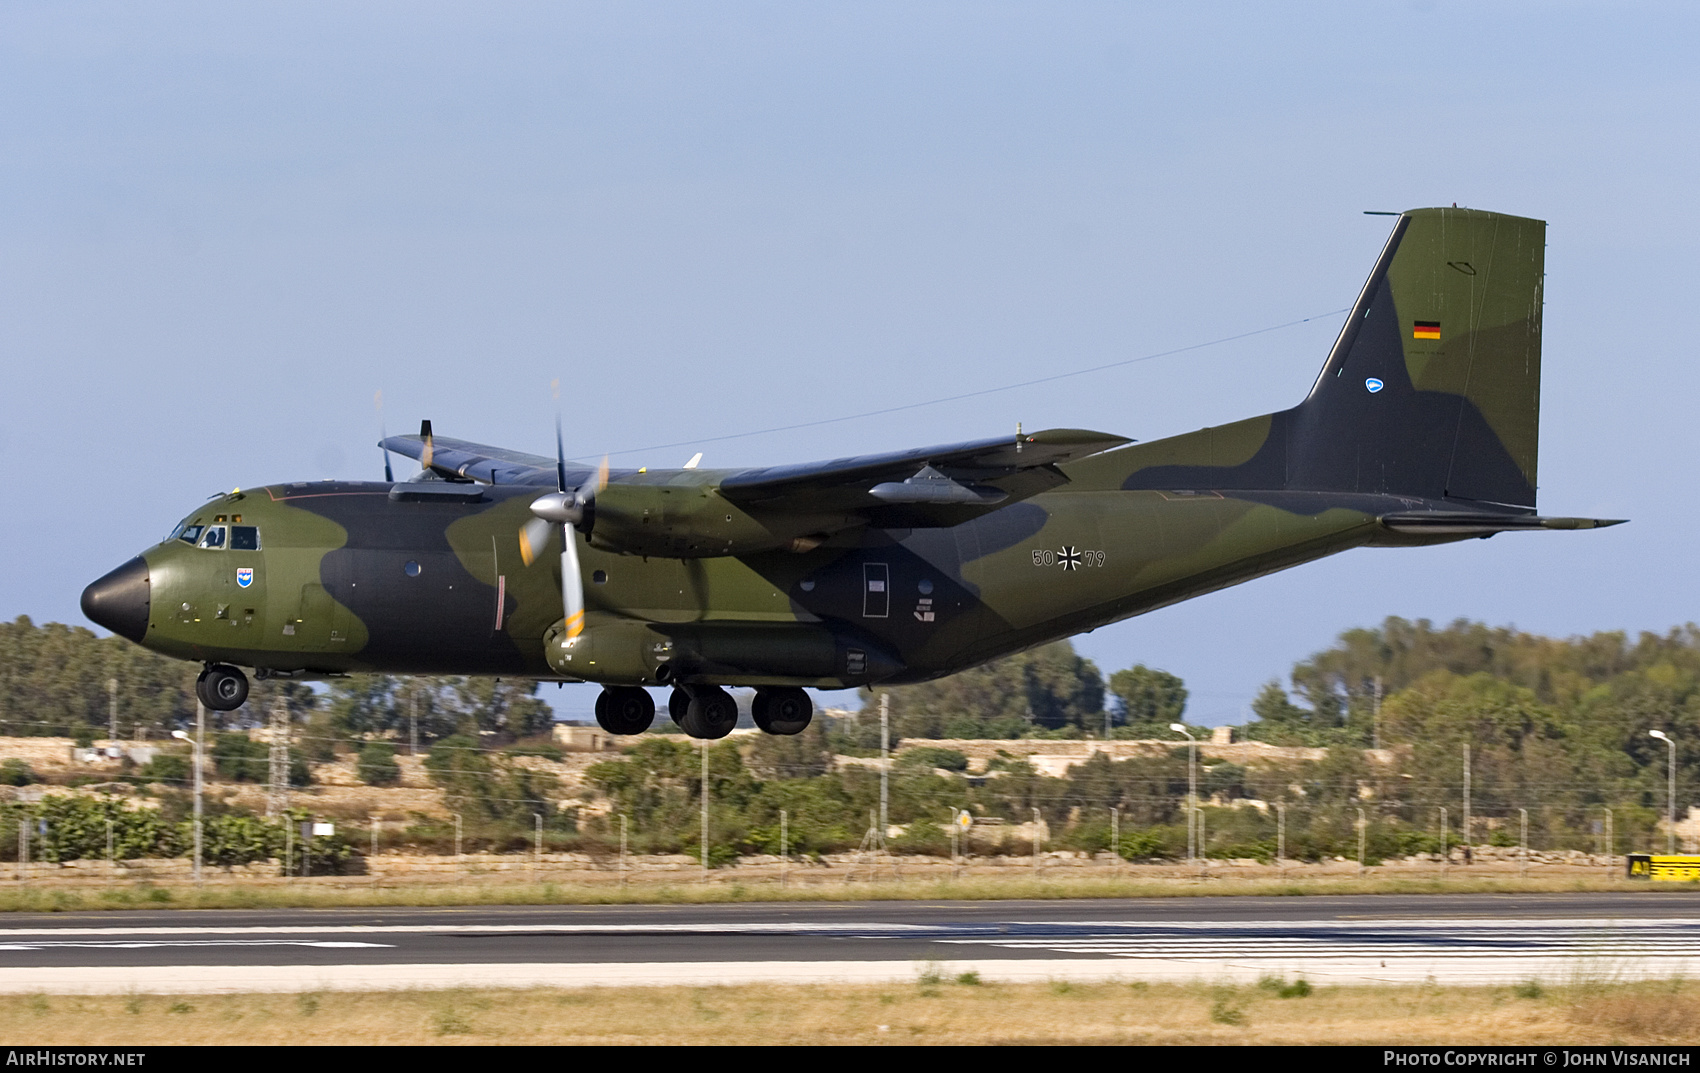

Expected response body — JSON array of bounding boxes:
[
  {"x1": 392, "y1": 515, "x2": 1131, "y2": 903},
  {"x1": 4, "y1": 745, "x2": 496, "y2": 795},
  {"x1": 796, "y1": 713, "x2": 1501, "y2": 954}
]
[{"x1": 1412, "y1": 320, "x2": 1441, "y2": 340}]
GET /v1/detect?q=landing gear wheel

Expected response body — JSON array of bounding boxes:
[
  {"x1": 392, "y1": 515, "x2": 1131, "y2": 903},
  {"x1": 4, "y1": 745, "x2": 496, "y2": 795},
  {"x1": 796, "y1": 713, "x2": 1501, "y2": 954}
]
[
  {"x1": 594, "y1": 686, "x2": 655, "y2": 735},
  {"x1": 679, "y1": 685, "x2": 738, "y2": 740},
  {"x1": 669, "y1": 687, "x2": 692, "y2": 727},
  {"x1": 752, "y1": 687, "x2": 813, "y2": 735},
  {"x1": 195, "y1": 664, "x2": 249, "y2": 711}
]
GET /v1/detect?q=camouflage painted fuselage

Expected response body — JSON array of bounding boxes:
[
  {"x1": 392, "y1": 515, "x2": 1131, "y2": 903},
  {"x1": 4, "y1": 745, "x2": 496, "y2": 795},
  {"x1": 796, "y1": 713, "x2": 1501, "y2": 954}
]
[
  {"x1": 90, "y1": 207, "x2": 1618, "y2": 689},
  {"x1": 132, "y1": 473, "x2": 1433, "y2": 688}
]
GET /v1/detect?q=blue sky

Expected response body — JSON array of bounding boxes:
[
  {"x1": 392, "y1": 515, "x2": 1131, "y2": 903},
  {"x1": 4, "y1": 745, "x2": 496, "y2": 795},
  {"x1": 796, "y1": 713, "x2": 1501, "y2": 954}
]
[{"x1": 2, "y1": 3, "x2": 1694, "y2": 724}]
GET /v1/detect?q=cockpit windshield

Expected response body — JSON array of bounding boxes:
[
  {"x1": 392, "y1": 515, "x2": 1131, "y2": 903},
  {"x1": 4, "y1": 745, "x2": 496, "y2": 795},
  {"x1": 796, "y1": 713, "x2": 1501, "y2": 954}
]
[
  {"x1": 175, "y1": 524, "x2": 204, "y2": 545},
  {"x1": 198, "y1": 526, "x2": 227, "y2": 550}
]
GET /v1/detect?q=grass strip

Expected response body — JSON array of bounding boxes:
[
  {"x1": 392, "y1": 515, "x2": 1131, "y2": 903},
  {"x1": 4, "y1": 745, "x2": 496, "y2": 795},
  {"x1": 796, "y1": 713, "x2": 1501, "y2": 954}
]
[
  {"x1": 0, "y1": 872, "x2": 1660, "y2": 913},
  {"x1": 4, "y1": 976, "x2": 1697, "y2": 1045}
]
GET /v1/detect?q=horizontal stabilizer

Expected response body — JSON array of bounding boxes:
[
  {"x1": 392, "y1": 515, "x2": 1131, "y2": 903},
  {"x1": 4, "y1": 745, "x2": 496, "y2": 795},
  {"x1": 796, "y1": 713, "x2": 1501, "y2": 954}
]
[{"x1": 1379, "y1": 512, "x2": 1627, "y2": 536}]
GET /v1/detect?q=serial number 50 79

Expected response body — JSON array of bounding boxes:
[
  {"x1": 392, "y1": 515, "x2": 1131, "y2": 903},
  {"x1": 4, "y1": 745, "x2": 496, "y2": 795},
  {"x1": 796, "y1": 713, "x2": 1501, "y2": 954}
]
[{"x1": 1032, "y1": 547, "x2": 1106, "y2": 570}]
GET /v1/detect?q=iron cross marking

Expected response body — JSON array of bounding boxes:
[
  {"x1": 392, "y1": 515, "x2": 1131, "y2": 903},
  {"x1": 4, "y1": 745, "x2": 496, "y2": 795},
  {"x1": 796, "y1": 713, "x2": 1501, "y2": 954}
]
[{"x1": 1057, "y1": 546, "x2": 1082, "y2": 571}]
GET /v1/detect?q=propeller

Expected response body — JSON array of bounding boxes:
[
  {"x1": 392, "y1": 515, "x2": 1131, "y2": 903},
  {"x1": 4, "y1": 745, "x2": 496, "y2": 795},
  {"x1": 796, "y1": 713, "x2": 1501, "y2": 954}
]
[
  {"x1": 375, "y1": 390, "x2": 394, "y2": 483},
  {"x1": 518, "y1": 415, "x2": 608, "y2": 640}
]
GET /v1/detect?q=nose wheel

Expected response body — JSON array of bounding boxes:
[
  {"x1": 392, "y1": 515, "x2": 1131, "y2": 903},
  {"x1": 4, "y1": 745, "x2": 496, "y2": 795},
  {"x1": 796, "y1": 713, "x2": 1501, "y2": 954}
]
[
  {"x1": 195, "y1": 664, "x2": 250, "y2": 711},
  {"x1": 669, "y1": 685, "x2": 738, "y2": 739}
]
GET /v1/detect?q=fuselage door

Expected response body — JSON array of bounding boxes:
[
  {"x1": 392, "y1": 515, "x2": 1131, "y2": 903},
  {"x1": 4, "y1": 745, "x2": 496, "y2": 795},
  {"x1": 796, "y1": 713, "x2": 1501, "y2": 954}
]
[{"x1": 862, "y1": 563, "x2": 890, "y2": 618}]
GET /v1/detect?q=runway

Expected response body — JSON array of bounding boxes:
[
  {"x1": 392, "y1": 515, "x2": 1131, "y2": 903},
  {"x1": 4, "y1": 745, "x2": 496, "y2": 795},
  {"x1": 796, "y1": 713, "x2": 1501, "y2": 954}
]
[{"x1": 2, "y1": 892, "x2": 1696, "y2": 993}]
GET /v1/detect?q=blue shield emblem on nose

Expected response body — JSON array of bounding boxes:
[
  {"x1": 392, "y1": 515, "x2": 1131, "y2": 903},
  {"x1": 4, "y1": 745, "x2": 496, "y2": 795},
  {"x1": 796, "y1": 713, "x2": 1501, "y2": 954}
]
[
  {"x1": 237, "y1": 568, "x2": 254, "y2": 588},
  {"x1": 1365, "y1": 378, "x2": 1384, "y2": 393}
]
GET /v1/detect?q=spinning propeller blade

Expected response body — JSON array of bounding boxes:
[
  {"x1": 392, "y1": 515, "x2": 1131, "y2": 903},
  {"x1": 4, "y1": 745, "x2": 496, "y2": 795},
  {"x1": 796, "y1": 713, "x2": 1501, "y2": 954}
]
[{"x1": 517, "y1": 393, "x2": 600, "y2": 638}]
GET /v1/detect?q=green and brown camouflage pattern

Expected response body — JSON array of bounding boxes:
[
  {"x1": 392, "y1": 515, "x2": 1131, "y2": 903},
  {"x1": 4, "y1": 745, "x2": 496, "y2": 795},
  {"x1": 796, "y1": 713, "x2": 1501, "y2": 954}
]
[{"x1": 83, "y1": 208, "x2": 1620, "y2": 692}]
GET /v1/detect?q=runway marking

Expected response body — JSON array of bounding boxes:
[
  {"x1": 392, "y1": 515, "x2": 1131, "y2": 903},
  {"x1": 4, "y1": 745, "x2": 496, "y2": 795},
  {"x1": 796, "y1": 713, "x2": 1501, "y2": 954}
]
[
  {"x1": 0, "y1": 941, "x2": 392, "y2": 951},
  {"x1": 0, "y1": 917, "x2": 1693, "y2": 939},
  {"x1": 934, "y1": 918, "x2": 1700, "y2": 961},
  {"x1": 0, "y1": 923, "x2": 932, "y2": 938}
]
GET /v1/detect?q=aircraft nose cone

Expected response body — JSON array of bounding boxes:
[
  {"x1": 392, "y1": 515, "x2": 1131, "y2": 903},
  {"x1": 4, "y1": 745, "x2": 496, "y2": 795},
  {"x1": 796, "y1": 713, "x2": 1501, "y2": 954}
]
[{"x1": 81, "y1": 557, "x2": 150, "y2": 643}]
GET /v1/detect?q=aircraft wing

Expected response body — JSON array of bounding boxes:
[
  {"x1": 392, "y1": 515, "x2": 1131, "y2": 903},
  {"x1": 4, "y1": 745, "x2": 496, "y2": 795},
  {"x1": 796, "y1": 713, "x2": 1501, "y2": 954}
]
[
  {"x1": 719, "y1": 428, "x2": 1131, "y2": 527},
  {"x1": 381, "y1": 425, "x2": 563, "y2": 486}
]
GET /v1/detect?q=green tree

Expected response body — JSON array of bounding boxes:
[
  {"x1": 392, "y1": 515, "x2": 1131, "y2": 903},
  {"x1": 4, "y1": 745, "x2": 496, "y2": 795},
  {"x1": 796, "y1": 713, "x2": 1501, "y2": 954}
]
[
  {"x1": 863, "y1": 640, "x2": 1105, "y2": 738},
  {"x1": 1107, "y1": 665, "x2": 1187, "y2": 732},
  {"x1": 212, "y1": 732, "x2": 268, "y2": 782},
  {"x1": 357, "y1": 742, "x2": 401, "y2": 786}
]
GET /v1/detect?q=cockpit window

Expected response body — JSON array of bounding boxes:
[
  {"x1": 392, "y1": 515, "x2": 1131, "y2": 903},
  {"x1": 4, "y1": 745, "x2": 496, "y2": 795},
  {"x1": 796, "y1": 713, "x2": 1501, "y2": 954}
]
[
  {"x1": 199, "y1": 526, "x2": 227, "y2": 550},
  {"x1": 177, "y1": 525, "x2": 204, "y2": 545},
  {"x1": 231, "y1": 526, "x2": 261, "y2": 551}
]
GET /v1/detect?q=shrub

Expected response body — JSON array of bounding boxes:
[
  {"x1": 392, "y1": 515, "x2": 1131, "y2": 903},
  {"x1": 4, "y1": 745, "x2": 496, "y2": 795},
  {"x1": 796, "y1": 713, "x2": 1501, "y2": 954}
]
[
  {"x1": 892, "y1": 820, "x2": 951, "y2": 857},
  {"x1": 895, "y1": 747, "x2": 969, "y2": 773},
  {"x1": 1117, "y1": 827, "x2": 1179, "y2": 861},
  {"x1": 505, "y1": 741, "x2": 563, "y2": 762},
  {"x1": 137, "y1": 752, "x2": 189, "y2": 786},
  {"x1": 357, "y1": 743, "x2": 401, "y2": 786},
  {"x1": 0, "y1": 759, "x2": 35, "y2": 786},
  {"x1": 201, "y1": 813, "x2": 282, "y2": 868}
]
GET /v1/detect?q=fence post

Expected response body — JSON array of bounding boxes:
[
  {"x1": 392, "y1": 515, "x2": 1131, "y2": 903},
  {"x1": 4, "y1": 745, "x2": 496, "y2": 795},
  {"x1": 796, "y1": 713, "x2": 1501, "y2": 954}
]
[
  {"x1": 948, "y1": 811, "x2": 958, "y2": 879},
  {"x1": 533, "y1": 813, "x2": 543, "y2": 879},
  {"x1": 1356, "y1": 808, "x2": 1366, "y2": 877},
  {"x1": 1032, "y1": 807, "x2": 1041, "y2": 875},
  {"x1": 1275, "y1": 803, "x2": 1285, "y2": 873},
  {"x1": 1519, "y1": 808, "x2": 1529, "y2": 878},
  {"x1": 620, "y1": 814, "x2": 628, "y2": 888},
  {"x1": 780, "y1": 809, "x2": 788, "y2": 890},
  {"x1": 1110, "y1": 806, "x2": 1119, "y2": 868},
  {"x1": 1197, "y1": 808, "x2": 1207, "y2": 877},
  {"x1": 1438, "y1": 807, "x2": 1448, "y2": 878},
  {"x1": 700, "y1": 739, "x2": 709, "y2": 884},
  {"x1": 1604, "y1": 808, "x2": 1614, "y2": 881}
]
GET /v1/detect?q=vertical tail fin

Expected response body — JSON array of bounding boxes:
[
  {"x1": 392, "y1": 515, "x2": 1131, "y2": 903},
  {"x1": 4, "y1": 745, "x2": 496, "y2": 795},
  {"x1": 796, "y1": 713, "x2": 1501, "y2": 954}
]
[{"x1": 1288, "y1": 207, "x2": 1545, "y2": 509}]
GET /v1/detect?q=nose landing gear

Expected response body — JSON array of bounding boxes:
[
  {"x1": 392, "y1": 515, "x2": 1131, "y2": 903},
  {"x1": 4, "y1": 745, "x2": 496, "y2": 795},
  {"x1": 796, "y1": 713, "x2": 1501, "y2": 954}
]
[{"x1": 195, "y1": 664, "x2": 250, "y2": 711}]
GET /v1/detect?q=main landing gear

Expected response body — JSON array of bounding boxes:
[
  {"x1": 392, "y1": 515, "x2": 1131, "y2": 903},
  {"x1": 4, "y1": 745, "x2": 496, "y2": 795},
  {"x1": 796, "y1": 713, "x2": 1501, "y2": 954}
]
[
  {"x1": 195, "y1": 664, "x2": 250, "y2": 711},
  {"x1": 670, "y1": 685, "x2": 739, "y2": 740},
  {"x1": 752, "y1": 687, "x2": 813, "y2": 735},
  {"x1": 593, "y1": 684, "x2": 816, "y2": 739},
  {"x1": 593, "y1": 686, "x2": 656, "y2": 736}
]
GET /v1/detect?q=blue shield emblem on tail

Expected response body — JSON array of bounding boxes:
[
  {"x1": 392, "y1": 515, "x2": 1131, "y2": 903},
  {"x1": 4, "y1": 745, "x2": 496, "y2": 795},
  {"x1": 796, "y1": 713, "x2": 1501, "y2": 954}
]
[{"x1": 236, "y1": 568, "x2": 254, "y2": 588}]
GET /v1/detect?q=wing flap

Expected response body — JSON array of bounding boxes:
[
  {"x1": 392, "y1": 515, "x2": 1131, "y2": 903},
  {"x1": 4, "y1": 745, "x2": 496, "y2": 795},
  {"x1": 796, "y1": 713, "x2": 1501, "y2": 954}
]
[{"x1": 720, "y1": 428, "x2": 1130, "y2": 515}]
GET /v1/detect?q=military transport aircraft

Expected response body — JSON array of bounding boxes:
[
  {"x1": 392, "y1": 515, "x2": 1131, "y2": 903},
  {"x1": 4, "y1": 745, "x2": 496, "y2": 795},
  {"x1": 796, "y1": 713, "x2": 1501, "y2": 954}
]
[{"x1": 81, "y1": 207, "x2": 1622, "y2": 739}]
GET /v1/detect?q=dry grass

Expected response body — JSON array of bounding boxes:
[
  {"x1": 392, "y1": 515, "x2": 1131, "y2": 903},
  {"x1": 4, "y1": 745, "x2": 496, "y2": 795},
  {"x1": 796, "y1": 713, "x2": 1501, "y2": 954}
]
[
  {"x1": 0, "y1": 872, "x2": 1653, "y2": 914},
  {"x1": 4, "y1": 977, "x2": 1699, "y2": 1045}
]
